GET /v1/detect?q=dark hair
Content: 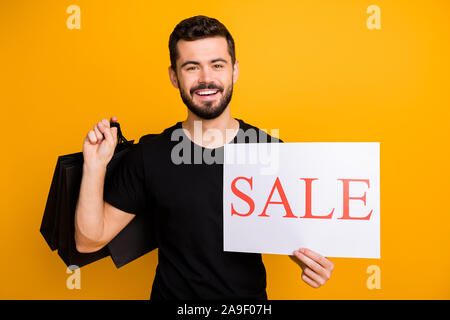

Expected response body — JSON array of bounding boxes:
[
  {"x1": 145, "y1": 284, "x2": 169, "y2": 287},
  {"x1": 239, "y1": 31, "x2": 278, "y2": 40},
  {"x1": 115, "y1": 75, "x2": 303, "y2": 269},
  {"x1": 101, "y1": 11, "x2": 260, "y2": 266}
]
[{"x1": 169, "y1": 15, "x2": 236, "y2": 72}]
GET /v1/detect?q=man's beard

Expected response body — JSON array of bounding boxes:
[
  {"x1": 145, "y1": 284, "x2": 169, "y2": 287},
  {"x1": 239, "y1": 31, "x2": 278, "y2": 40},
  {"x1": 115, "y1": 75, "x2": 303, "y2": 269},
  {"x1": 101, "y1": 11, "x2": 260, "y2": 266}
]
[{"x1": 178, "y1": 80, "x2": 233, "y2": 120}]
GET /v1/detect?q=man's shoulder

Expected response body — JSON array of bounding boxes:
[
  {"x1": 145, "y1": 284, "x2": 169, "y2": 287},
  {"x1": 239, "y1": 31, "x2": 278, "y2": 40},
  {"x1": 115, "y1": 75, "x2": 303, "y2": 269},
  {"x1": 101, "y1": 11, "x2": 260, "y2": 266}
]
[
  {"x1": 138, "y1": 122, "x2": 181, "y2": 145},
  {"x1": 236, "y1": 118, "x2": 283, "y2": 143}
]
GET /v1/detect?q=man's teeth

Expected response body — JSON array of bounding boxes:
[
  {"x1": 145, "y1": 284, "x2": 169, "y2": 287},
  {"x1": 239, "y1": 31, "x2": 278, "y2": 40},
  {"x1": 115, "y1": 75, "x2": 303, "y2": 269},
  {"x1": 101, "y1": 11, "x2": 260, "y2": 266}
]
[{"x1": 196, "y1": 90, "x2": 218, "y2": 96}]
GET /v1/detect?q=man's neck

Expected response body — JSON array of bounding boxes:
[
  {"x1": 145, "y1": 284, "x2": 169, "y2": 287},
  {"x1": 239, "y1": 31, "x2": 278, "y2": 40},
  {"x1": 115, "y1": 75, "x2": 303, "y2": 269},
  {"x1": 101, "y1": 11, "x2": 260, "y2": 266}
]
[{"x1": 181, "y1": 107, "x2": 240, "y2": 148}]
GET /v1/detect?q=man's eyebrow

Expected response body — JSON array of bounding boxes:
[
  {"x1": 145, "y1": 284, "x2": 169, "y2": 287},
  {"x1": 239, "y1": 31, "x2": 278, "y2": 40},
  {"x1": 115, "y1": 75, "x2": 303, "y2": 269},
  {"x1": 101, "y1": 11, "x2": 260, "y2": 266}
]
[
  {"x1": 211, "y1": 58, "x2": 228, "y2": 64},
  {"x1": 180, "y1": 60, "x2": 200, "y2": 68},
  {"x1": 180, "y1": 58, "x2": 228, "y2": 68}
]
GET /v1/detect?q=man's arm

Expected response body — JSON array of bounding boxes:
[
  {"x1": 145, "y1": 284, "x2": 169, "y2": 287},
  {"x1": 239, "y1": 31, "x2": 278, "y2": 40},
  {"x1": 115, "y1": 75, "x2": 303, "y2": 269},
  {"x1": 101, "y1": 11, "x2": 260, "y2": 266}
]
[{"x1": 74, "y1": 116, "x2": 135, "y2": 253}]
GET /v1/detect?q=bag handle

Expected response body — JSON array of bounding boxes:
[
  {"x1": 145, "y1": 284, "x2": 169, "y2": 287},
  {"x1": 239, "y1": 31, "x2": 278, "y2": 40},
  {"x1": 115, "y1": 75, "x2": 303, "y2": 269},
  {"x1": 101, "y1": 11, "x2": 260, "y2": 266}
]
[{"x1": 110, "y1": 122, "x2": 129, "y2": 145}]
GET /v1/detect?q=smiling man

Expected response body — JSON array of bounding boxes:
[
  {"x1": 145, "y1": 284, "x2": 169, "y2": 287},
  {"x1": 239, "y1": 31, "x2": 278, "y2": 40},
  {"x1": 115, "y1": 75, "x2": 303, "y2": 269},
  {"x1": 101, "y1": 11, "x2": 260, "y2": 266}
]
[
  {"x1": 74, "y1": 15, "x2": 334, "y2": 299},
  {"x1": 175, "y1": 39, "x2": 233, "y2": 120}
]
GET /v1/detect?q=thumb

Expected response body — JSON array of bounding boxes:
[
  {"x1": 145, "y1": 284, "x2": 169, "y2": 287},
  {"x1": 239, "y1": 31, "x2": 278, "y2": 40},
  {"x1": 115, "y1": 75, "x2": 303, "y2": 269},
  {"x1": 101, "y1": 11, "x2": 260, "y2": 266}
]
[
  {"x1": 103, "y1": 126, "x2": 117, "y2": 146},
  {"x1": 111, "y1": 126, "x2": 118, "y2": 144}
]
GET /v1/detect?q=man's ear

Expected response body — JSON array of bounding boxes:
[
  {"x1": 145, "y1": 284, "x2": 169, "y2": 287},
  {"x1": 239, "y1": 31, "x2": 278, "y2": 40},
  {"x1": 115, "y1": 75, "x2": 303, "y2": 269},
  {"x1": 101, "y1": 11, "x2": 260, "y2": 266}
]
[
  {"x1": 168, "y1": 66, "x2": 179, "y2": 89},
  {"x1": 232, "y1": 60, "x2": 239, "y2": 84}
]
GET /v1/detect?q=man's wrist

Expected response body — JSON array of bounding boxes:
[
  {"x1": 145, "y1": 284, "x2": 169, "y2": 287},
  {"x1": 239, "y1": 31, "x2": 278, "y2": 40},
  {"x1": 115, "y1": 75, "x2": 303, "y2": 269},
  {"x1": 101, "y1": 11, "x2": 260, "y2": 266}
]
[{"x1": 82, "y1": 162, "x2": 107, "y2": 176}]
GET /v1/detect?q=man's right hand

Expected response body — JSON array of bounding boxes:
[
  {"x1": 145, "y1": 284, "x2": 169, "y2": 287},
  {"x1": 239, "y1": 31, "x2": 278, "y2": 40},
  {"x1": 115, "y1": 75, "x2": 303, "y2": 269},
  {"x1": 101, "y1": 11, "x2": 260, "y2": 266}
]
[{"x1": 83, "y1": 116, "x2": 119, "y2": 169}]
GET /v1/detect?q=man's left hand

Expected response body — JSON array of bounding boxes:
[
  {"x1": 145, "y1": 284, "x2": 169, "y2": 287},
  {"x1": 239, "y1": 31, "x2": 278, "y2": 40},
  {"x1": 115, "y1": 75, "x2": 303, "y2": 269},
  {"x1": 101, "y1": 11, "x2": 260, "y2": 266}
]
[{"x1": 289, "y1": 248, "x2": 334, "y2": 288}]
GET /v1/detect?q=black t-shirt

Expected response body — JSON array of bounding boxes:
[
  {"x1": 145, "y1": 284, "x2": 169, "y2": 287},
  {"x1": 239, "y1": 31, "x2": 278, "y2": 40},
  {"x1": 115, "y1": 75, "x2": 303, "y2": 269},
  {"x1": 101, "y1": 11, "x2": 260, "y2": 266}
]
[{"x1": 104, "y1": 119, "x2": 282, "y2": 299}]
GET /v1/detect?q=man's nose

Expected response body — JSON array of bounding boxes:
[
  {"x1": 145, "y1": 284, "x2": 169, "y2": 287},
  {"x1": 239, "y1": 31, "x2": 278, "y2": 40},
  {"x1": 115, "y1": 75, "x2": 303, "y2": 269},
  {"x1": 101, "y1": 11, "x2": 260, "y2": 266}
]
[{"x1": 198, "y1": 67, "x2": 213, "y2": 83}]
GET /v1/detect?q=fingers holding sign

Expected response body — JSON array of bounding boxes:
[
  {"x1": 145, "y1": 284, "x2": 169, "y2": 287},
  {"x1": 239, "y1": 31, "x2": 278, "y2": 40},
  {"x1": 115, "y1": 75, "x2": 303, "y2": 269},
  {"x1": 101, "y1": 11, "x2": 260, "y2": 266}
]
[{"x1": 290, "y1": 248, "x2": 334, "y2": 288}]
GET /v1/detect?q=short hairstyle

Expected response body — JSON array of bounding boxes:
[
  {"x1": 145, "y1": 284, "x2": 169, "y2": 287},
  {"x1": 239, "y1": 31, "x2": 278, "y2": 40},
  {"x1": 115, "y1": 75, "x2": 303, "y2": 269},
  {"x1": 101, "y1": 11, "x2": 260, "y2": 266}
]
[{"x1": 168, "y1": 15, "x2": 236, "y2": 72}]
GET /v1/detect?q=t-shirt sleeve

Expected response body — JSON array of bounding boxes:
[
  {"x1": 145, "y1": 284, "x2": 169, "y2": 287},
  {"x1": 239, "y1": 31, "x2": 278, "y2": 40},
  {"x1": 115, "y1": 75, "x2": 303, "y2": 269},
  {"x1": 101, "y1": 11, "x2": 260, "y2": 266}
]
[{"x1": 103, "y1": 143, "x2": 148, "y2": 215}]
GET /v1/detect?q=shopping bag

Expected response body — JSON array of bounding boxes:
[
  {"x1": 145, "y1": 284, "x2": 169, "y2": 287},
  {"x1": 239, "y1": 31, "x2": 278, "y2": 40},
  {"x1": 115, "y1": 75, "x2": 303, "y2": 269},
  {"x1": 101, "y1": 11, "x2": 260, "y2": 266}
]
[
  {"x1": 40, "y1": 159, "x2": 63, "y2": 250},
  {"x1": 40, "y1": 123, "x2": 157, "y2": 268}
]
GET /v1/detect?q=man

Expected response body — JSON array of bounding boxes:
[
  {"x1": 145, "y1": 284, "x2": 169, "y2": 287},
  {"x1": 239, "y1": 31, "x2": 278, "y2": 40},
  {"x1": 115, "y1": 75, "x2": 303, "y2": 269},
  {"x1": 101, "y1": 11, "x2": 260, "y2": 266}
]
[{"x1": 75, "y1": 15, "x2": 334, "y2": 299}]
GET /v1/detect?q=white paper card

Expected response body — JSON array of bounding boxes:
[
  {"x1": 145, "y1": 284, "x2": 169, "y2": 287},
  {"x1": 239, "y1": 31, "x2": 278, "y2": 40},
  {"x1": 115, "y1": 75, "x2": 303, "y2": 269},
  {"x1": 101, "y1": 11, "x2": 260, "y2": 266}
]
[{"x1": 223, "y1": 142, "x2": 380, "y2": 259}]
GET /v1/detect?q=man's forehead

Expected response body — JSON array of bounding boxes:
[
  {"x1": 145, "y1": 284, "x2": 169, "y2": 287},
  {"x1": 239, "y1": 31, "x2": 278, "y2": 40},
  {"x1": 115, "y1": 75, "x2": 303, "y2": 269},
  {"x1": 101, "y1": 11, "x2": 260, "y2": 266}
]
[{"x1": 176, "y1": 36, "x2": 231, "y2": 63}]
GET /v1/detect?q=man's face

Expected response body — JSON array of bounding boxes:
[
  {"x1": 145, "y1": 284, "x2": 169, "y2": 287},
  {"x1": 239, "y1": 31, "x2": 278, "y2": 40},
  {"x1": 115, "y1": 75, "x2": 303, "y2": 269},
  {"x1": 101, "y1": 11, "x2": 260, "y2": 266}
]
[{"x1": 169, "y1": 36, "x2": 239, "y2": 119}]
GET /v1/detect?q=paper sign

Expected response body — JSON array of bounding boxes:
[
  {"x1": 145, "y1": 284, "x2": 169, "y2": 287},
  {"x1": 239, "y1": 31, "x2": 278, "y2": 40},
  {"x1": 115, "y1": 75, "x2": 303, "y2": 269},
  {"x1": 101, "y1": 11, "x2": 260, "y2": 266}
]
[{"x1": 223, "y1": 143, "x2": 380, "y2": 259}]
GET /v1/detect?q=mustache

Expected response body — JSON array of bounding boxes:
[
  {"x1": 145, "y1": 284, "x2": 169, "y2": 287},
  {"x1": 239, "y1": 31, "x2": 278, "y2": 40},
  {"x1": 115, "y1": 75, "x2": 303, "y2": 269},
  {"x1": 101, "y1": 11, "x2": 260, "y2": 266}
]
[{"x1": 190, "y1": 83, "x2": 224, "y2": 95}]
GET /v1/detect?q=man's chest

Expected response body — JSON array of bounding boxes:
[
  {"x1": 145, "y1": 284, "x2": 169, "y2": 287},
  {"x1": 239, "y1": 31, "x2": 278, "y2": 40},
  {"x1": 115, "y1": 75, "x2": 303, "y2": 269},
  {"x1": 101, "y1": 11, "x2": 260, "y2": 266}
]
[{"x1": 145, "y1": 159, "x2": 224, "y2": 222}]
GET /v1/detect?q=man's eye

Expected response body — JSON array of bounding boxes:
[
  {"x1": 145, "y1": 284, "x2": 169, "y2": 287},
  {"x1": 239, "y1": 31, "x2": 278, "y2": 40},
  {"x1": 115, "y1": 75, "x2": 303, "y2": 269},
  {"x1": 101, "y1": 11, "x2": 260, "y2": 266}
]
[
  {"x1": 187, "y1": 66, "x2": 198, "y2": 71},
  {"x1": 214, "y1": 64, "x2": 224, "y2": 69}
]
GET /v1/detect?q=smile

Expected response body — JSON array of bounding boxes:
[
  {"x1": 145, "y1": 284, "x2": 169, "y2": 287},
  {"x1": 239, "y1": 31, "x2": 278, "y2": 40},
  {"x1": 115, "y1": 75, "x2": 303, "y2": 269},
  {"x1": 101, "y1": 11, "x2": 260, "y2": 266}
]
[{"x1": 194, "y1": 89, "x2": 220, "y2": 98}]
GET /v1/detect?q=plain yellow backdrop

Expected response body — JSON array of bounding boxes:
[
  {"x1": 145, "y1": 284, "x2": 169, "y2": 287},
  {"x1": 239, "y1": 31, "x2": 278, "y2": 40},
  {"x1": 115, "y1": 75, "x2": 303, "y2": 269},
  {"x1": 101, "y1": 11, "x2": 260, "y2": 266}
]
[{"x1": 1, "y1": 0, "x2": 449, "y2": 299}]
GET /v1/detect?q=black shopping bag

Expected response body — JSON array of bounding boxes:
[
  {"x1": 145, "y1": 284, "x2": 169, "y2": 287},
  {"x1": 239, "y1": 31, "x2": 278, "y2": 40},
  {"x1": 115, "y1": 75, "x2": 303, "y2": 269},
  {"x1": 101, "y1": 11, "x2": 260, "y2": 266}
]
[
  {"x1": 40, "y1": 159, "x2": 63, "y2": 250},
  {"x1": 40, "y1": 123, "x2": 157, "y2": 268}
]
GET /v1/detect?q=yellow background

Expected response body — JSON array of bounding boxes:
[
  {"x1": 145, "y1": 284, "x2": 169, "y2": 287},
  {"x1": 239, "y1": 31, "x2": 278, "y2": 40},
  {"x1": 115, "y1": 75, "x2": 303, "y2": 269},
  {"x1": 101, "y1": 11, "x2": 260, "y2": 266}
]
[{"x1": 1, "y1": 0, "x2": 449, "y2": 299}]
